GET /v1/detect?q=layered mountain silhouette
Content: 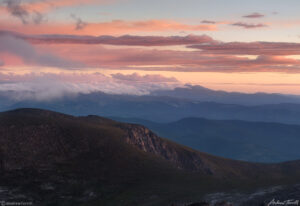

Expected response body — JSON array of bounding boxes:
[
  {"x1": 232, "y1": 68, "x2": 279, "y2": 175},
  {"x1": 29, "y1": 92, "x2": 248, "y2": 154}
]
[
  {"x1": 113, "y1": 117, "x2": 300, "y2": 162},
  {"x1": 150, "y1": 85, "x2": 300, "y2": 105},
  {"x1": 3, "y1": 91, "x2": 300, "y2": 124},
  {"x1": 0, "y1": 108, "x2": 300, "y2": 205}
]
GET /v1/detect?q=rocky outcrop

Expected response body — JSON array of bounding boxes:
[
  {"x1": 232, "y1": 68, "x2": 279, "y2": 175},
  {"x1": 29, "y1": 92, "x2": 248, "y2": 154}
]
[
  {"x1": 0, "y1": 109, "x2": 300, "y2": 206},
  {"x1": 120, "y1": 124, "x2": 216, "y2": 174}
]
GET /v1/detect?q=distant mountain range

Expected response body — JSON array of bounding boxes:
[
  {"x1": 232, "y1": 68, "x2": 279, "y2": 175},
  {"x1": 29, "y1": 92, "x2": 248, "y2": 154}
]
[
  {"x1": 151, "y1": 85, "x2": 300, "y2": 105},
  {"x1": 113, "y1": 117, "x2": 300, "y2": 163},
  {"x1": 2, "y1": 90, "x2": 300, "y2": 124},
  {"x1": 0, "y1": 108, "x2": 300, "y2": 205}
]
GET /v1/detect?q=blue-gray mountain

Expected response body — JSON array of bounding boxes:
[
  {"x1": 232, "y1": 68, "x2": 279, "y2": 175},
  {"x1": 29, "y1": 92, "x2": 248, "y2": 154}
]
[
  {"x1": 2, "y1": 90, "x2": 300, "y2": 124},
  {"x1": 150, "y1": 85, "x2": 300, "y2": 105},
  {"x1": 113, "y1": 117, "x2": 300, "y2": 163}
]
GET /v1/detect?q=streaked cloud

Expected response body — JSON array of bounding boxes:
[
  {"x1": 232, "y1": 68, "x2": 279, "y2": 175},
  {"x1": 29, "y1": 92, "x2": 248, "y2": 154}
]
[
  {"x1": 0, "y1": 19, "x2": 218, "y2": 36},
  {"x1": 111, "y1": 72, "x2": 178, "y2": 82},
  {"x1": 243, "y1": 12, "x2": 265, "y2": 18},
  {"x1": 2, "y1": 30, "x2": 300, "y2": 73},
  {"x1": 0, "y1": 30, "x2": 215, "y2": 46},
  {"x1": 45, "y1": 43, "x2": 300, "y2": 72},
  {"x1": 188, "y1": 41, "x2": 300, "y2": 56},
  {"x1": 231, "y1": 22, "x2": 268, "y2": 29},
  {"x1": 201, "y1": 20, "x2": 217, "y2": 24}
]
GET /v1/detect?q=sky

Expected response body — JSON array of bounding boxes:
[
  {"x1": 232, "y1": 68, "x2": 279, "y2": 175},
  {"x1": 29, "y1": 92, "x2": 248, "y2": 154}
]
[{"x1": 1, "y1": 0, "x2": 300, "y2": 99}]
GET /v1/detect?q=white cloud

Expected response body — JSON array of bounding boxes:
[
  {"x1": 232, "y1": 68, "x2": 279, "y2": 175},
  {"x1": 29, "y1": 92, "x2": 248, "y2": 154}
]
[{"x1": 0, "y1": 72, "x2": 181, "y2": 101}]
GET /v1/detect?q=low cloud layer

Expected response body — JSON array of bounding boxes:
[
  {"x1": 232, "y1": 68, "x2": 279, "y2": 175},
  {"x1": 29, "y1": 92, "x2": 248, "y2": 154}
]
[{"x1": 0, "y1": 72, "x2": 181, "y2": 101}]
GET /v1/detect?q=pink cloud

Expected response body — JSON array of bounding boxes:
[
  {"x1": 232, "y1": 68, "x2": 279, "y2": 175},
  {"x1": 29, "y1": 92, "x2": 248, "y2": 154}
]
[
  {"x1": 2, "y1": 30, "x2": 300, "y2": 73},
  {"x1": 111, "y1": 73, "x2": 178, "y2": 82},
  {"x1": 44, "y1": 42, "x2": 300, "y2": 72},
  {"x1": 188, "y1": 41, "x2": 300, "y2": 56},
  {"x1": 0, "y1": 19, "x2": 218, "y2": 36},
  {"x1": 0, "y1": 30, "x2": 215, "y2": 46}
]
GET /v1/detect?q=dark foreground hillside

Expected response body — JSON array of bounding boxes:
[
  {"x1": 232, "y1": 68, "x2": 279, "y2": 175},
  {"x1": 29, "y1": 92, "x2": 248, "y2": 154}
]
[{"x1": 0, "y1": 109, "x2": 300, "y2": 206}]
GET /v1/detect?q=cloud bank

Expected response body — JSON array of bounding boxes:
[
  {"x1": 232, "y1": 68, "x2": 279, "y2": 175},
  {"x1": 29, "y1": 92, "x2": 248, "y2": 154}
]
[
  {"x1": 1, "y1": 30, "x2": 300, "y2": 73},
  {"x1": 0, "y1": 72, "x2": 181, "y2": 101}
]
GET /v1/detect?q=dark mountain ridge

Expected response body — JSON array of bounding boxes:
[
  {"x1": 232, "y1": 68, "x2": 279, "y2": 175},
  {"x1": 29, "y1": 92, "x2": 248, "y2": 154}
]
[
  {"x1": 113, "y1": 116, "x2": 300, "y2": 163},
  {"x1": 0, "y1": 108, "x2": 300, "y2": 205}
]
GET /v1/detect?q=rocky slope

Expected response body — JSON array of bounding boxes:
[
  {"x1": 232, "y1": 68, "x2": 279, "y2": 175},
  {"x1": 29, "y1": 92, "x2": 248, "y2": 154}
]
[{"x1": 0, "y1": 108, "x2": 300, "y2": 206}]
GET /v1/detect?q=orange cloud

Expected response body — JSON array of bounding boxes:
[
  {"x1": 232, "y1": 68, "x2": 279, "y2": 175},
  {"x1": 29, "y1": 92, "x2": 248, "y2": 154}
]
[
  {"x1": 1, "y1": 30, "x2": 216, "y2": 46},
  {"x1": 0, "y1": 19, "x2": 217, "y2": 35},
  {"x1": 188, "y1": 41, "x2": 300, "y2": 56},
  {"x1": 34, "y1": 42, "x2": 300, "y2": 72},
  {"x1": 2, "y1": 30, "x2": 300, "y2": 73}
]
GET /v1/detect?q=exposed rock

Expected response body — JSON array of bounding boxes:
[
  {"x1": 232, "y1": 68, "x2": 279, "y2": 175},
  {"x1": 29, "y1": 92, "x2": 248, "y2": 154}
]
[
  {"x1": 0, "y1": 109, "x2": 299, "y2": 206},
  {"x1": 121, "y1": 124, "x2": 216, "y2": 174}
]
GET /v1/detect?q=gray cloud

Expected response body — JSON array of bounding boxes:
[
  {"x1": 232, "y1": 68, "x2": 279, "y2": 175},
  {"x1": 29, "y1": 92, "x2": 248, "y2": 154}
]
[
  {"x1": 71, "y1": 14, "x2": 88, "y2": 30},
  {"x1": 0, "y1": 34, "x2": 81, "y2": 68},
  {"x1": 201, "y1": 20, "x2": 217, "y2": 24},
  {"x1": 3, "y1": 0, "x2": 29, "y2": 24},
  {"x1": 32, "y1": 11, "x2": 45, "y2": 24},
  {"x1": 111, "y1": 72, "x2": 178, "y2": 82},
  {"x1": 243, "y1": 12, "x2": 265, "y2": 18},
  {"x1": 2, "y1": 0, "x2": 46, "y2": 24},
  {"x1": 231, "y1": 22, "x2": 268, "y2": 29}
]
